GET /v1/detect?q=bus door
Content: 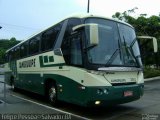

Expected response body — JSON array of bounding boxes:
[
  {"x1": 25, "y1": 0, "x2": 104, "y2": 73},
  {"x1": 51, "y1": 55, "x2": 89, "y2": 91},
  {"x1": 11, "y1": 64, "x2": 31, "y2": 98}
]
[
  {"x1": 60, "y1": 31, "x2": 84, "y2": 102},
  {"x1": 70, "y1": 33, "x2": 83, "y2": 66},
  {"x1": 8, "y1": 50, "x2": 18, "y2": 84},
  {"x1": 69, "y1": 32, "x2": 84, "y2": 102}
]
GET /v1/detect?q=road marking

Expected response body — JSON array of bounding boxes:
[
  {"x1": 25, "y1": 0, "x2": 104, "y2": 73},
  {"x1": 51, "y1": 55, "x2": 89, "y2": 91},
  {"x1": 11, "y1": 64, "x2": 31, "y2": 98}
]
[{"x1": 11, "y1": 94, "x2": 90, "y2": 120}]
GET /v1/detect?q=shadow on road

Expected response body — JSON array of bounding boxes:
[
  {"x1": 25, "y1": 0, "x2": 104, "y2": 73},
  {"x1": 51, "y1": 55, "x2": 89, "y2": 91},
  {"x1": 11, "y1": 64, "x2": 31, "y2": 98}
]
[{"x1": 10, "y1": 88, "x2": 138, "y2": 119}]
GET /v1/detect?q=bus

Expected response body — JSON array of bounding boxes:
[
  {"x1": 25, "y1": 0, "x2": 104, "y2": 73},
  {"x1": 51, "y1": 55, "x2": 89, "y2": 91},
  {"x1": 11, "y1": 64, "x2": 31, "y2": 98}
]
[{"x1": 4, "y1": 14, "x2": 158, "y2": 107}]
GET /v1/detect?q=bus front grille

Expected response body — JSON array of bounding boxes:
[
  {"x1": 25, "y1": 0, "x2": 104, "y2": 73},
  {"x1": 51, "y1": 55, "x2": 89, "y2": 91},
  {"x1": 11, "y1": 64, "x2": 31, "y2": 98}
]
[{"x1": 111, "y1": 82, "x2": 136, "y2": 86}]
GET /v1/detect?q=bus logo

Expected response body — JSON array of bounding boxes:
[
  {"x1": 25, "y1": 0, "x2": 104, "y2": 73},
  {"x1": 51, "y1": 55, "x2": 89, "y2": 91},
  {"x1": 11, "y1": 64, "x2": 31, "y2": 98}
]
[{"x1": 19, "y1": 59, "x2": 36, "y2": 68}]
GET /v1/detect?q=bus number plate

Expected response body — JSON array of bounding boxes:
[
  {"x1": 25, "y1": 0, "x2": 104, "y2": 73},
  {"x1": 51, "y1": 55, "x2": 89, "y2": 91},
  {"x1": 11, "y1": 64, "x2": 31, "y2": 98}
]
[{"x1": 124, "y1": 91, "x2": 133, "y2": 97}]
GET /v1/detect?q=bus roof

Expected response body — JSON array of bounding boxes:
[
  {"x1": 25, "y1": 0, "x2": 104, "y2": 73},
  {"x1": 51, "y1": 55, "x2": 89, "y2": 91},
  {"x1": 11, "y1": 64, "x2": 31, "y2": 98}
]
[
  {"x1": 6, "y1": 13, "x2": 133, "y2": 53},
  {"x1": 66, "y1": 13, "x2": 133, "y2": 27}
]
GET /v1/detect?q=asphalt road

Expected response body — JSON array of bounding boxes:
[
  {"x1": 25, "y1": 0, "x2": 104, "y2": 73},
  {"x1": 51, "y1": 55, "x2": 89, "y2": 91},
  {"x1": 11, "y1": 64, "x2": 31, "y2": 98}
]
[
  {"x1": 0, "y1": 75, "x2": 4, "y2": 80},
  {"x1": 0, "y1": 75, "x2": 160, "y2": 120}
]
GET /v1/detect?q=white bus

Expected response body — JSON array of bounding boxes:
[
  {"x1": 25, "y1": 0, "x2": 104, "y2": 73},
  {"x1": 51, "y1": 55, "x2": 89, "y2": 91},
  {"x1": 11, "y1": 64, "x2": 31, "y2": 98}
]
[{"x1": 4, "y1": 14, "x2": 158, "y2": 107}]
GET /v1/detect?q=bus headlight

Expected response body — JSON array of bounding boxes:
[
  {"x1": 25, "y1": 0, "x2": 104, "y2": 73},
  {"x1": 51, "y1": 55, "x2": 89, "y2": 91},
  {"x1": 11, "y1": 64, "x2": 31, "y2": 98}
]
[
  {"x1": 97, "y1": 88, "x2": 109, "y2": 95},
  {"x1": 103, "y1": 89, "x2": 109, "y2": 94},
  {"x1": 97, "y1": 89, "x2": 103, "y2": 95}
]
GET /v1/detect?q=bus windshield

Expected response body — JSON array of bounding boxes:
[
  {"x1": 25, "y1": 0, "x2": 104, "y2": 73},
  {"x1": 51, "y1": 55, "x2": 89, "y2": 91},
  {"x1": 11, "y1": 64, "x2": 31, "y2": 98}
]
[{"x1": 85, "y1": 18, "x2": 142, "y2": 67}]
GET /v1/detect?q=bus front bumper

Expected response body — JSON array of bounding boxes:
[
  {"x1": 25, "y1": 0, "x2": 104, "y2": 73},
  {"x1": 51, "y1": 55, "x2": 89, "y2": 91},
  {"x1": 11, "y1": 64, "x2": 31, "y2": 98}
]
[{"x1": 84, "y1": 84, "x2": 144, "y2": 107}]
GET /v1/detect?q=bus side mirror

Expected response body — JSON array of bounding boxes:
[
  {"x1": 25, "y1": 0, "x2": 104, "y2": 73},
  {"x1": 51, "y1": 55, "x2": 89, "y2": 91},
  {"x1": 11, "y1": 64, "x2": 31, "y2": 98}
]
[
  {"x1": 72, "y1": 23, "x2": 99, "y2": 46},
  {"x1": 137, "y1": 36, "x2": 158, "y2": 53},
  {"x1": 152, "y1": 37, "x2": 158, "y2": 53},
  {"x1": 89, "y1": 24, "x2": 99, "y2": 45},
  {"x1": 54, "y1": 48, "x2": 63, "y2": 56}
]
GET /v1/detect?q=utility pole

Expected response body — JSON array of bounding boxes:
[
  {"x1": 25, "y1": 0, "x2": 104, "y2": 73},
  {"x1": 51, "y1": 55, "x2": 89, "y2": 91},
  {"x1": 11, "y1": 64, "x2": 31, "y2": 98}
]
[{"x1": 87, "y1": 0, "x2": 90, "y2": 13}]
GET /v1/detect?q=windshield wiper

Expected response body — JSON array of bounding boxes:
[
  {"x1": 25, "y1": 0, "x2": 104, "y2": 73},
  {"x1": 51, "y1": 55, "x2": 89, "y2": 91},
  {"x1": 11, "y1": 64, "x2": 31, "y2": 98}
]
[
  {"x1": 123, "y1": 36, "x2": 140, "y2": 67},
  {"x1": 130, "y1": 37, "x2": 137, "y2": 48},
  {"x1": 105, "y1": 36, "x2": 140, "y2": 67},
  {"x1": 105, "y1": 48, "x2": 120, "y2": 66},
  {"x1": 105, "y1": 38, "x2": 121, "y2": 66}
]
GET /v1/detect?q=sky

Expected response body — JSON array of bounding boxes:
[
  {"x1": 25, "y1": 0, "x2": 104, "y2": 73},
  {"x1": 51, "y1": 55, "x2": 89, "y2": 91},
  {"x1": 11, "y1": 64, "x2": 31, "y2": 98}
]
[{"x1": 0, "y1": 0, "x2": 159, "y2": 40}]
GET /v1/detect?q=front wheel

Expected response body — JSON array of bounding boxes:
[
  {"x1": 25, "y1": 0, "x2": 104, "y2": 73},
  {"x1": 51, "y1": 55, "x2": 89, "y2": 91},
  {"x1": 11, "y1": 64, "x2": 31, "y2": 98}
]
[{"x1": 48, "y1": 84, "x2": 58, "y2": 106}]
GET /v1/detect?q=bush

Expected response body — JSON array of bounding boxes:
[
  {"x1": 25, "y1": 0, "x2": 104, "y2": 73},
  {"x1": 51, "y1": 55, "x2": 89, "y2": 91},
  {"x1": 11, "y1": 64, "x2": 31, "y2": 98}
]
[{"x1": 144, "y1": 68, "x2": 160, "y2": 78}]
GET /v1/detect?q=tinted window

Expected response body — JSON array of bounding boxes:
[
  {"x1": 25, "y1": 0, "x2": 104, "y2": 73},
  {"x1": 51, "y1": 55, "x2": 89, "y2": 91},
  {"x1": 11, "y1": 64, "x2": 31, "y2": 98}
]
[
  {"x1": 14, "y1": 47, "x2": 20, "y2": 59},
  {"x1": 61, "y1": 18, "x2": 81, "y2": 65},
  {"x1": 64, "y1": 18, "x2": 81, "y2": 38},
  {"x1": 29, "y1": 36, "x2": 40, "y2": 55},
  {"x1": 10, "y1": 49, "x2": 14, "y2": 61},
  {"x1": 85, "y1": 18, "x2": 122, "y2": 65},
  {"x1": 118, "y1": 23, "x2": 141, "y2": 66},
  {"x1": 41, "y1": 23, "x2": 62, "y2": 51},
  {"x1": 20, "y1": 42, "x2": 28, "y2": 58},
  {"x1": 5, "y1": 53, "x2": 9, "y2": 62},
  {"x1": 70, "y1": 34, "x2": 82, "y2": 65}
]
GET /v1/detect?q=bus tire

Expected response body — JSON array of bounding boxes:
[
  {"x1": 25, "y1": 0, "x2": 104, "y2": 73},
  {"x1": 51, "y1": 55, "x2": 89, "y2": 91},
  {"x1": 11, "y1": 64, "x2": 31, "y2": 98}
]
[{"x1": 48, "y1": 83, "x2": 58, "y2": 106}]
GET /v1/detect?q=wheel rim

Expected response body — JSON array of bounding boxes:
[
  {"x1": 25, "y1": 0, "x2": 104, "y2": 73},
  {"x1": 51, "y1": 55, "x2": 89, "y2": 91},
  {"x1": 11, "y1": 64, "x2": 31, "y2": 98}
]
[{"x1": 49, "y1": 87, "x2": 56, "y2": 102}]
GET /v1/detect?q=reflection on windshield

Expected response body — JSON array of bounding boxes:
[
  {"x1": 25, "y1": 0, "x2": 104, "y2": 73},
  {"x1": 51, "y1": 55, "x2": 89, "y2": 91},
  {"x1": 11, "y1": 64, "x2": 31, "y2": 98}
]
[
  {"x1": 85, "y1": 18, "x2": 123, "y2": 65},
  {"x1": 85, "y1": 18, "x2": 142, "y2": 67},
  {"x1": 119, "y1": 24, "x2": 142, "y2": 67}
]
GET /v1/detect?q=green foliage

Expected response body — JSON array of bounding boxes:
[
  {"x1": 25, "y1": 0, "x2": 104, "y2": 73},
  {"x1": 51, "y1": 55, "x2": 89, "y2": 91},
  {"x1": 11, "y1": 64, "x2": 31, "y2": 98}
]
[
  {"x1": 10, "y1": 37, "x2": 16, "y2": 41},
  {"x1": 144, "y1": 68, "x2": 160, "y2": 78},
  {"x1": 112, "y1": 12, "x2": 122, "y2": 20},
  {"x1": 112, "y1": 11, "x2": 160, "y2": 37},
  {"x1": 0, "y1": 37, "x2": 20, "y2": 64},
  {"x1": 0, "y1": 49, "x2": 5, "y2": 64},
  {"x1": 112, "y1": 10, "x2": 160, "y2": 68}
]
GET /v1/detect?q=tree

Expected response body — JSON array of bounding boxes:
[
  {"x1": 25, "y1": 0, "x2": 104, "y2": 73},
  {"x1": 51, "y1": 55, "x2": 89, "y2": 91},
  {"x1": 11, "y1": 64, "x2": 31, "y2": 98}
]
[
  {"x1": 112, "y1": 7, "x2": 138, "y2": 22},
  {"x1": 112, "y1": 11, "x2": 160, "y2": 68},
  {"x1": 0, "y1": 49, "x2": 5, "y2": 64},
  {"x1": 112, "y1": 12, "x2": 122, "y2": 20},
  {"x1": 0, "y1": 37, "x2": 20, "y2": 64},
  {"x1": 10, "y1": 37, "x2": 16, "y2": 41}
]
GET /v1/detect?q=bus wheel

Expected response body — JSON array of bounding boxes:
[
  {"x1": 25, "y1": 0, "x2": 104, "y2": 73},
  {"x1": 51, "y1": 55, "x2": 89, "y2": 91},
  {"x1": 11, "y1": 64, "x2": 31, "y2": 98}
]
[{"x1": 48, "y1": 84, "x2": 57, "y2": 106}]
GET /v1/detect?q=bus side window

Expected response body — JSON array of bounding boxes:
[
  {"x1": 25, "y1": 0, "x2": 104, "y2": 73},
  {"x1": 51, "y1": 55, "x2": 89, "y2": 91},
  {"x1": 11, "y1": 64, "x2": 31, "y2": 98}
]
[
  {"x1": 70, "y1": 34, "x2": 82, "y2": 66},
  {"x1": 14, "y1": 46, "x2": 20, "y2": 60},
  {"x1": 41, "y1": 23, "x2": 62, "y2": 52},
  {"x1": 61, "y1": 18, "x2": 81, "y2": 65},
  {"x1": 8, "y1": 52, "x2": 11, "y2": 61},
  {"x1": 20, "y1": 42, "x2": 28, "y2": 58},
  {"x1": 10, "y1": 49, "x2": 14, "y2": 61},
  {"x1": 63, "y1": 18, "x2": 81, "y2": 38},
  {"x1": 29, "y1": 36, "x2": 40, "y2": 55},
  {"x1": 5, "y1": 53, "x2": 9, "y2": 62}
]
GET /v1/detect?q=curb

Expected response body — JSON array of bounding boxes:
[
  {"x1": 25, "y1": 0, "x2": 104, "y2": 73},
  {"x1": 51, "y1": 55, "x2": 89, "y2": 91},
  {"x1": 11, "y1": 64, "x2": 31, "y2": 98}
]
[{"x1": 144, "y1": 76, "x2": 160, "y2": 82}]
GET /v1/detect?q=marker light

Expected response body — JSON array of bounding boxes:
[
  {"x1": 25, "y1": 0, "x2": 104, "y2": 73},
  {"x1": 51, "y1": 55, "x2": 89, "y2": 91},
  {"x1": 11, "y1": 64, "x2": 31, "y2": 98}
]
[
  {"x1": 103, "y1": 89, "x2": 109, "y2": 94},
  {"x1": 60, "y1": 89, "x2": 63, "y2": 92},
  {"x1": 79, "y1": 86, "x2": 85, "y2": 90},
  {"x1": 97, "y1": 89, "x2": 103, "y2": 95}
]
